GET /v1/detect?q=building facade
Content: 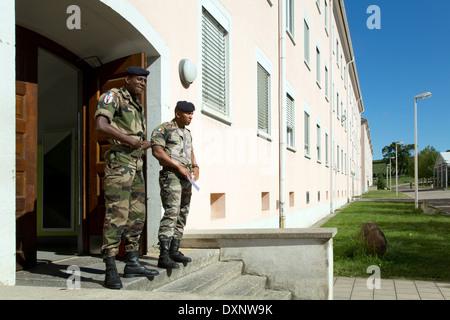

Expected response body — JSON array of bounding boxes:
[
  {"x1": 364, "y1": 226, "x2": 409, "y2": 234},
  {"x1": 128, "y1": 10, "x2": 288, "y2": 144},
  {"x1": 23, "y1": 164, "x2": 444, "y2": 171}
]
[
  {"x1": 0, "y1": 0, "x2": 372, "y2": 285},
  {"x1": 434, "y1": 152, "x2": 450, "y2": 188}
]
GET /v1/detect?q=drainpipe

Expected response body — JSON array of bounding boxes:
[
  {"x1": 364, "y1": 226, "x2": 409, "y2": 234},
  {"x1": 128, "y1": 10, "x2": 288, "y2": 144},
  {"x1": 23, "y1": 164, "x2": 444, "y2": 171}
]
[
  {"x1": 279, "y1": 0, "x2": 286, "y2": 228},
  {"x1": 346, "y1": 59, "x2": 355, "y2": 202},
  {"x1": 330, "y1": 0, "x2": 335, "y2": 214}
]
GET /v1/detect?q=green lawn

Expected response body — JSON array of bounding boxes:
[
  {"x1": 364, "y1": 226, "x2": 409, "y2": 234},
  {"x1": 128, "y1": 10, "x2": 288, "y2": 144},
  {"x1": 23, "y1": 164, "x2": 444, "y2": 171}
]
[
  {"x1": 322, "y1": 201, "x2": 450, "y2": 281},
  {"x1": 362, "y1": 189, "x2": 410, "y2": 199}
]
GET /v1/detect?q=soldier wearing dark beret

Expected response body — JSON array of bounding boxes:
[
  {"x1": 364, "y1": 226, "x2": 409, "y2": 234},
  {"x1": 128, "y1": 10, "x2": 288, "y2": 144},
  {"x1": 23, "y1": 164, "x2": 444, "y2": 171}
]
[
  {"x1": 95, "y1": 66, "x2": 158, "y2": 289},
  {"x1": 151, "y1": 101, "x2": 199, "y2": 269}
]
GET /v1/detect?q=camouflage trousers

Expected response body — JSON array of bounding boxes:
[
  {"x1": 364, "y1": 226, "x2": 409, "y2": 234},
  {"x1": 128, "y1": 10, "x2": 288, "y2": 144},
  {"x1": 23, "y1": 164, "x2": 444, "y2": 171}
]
[
  {"x1": 158, "y1": 169, "x2": 192, "y2": 241},
  {"x1": 101, "y1": 150, "x2": 146, "y2": 259}
]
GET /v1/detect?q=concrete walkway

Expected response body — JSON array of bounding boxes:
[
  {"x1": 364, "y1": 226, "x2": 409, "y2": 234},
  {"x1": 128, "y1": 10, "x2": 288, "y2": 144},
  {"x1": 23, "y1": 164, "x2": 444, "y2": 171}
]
[
  {"x1": 1, "y1": 277, "x2": 448, "y2": 300},
  {"x1": 333, "y1": 277, "x2": 449, "y2": 300}
]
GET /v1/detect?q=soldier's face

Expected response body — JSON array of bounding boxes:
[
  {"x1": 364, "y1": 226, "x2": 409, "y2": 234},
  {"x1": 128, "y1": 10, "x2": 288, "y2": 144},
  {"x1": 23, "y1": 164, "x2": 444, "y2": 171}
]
[
  {"x1": 125, "y1": 75, "x2": 147, "y2": 96},
  {"x1": 177, "y1": 110, "x2": 194, "y2": 126}
]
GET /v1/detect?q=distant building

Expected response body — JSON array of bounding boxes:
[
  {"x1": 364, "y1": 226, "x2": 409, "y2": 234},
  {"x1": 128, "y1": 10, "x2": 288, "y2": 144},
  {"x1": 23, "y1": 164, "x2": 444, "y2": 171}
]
[
  {"x1": 434, "y1": 152, "x2": 450, "y2": 188},
  {"x1": 0, "y1": 0, "x2": 372, "y2": 285}
]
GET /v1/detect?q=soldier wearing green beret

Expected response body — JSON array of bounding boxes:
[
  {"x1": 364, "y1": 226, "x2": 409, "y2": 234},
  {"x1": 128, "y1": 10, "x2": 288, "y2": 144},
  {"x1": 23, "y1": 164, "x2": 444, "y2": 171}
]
[
  {"x1": 95, "y1": 66, "x2": 159, "y2": 289},
  {"x1": 151, "y1": 101, "x2": 199, "y2": 269}
]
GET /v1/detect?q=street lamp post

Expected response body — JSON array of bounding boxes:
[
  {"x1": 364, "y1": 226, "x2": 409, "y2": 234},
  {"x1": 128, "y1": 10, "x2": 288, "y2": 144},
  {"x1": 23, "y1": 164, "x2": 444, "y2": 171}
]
[
  {"x1": 389, "y1": 157, "x2": 394, "y2": 190},
  {"x1": 414, "y1": 92, "x2": 431, "y2": 209},
  {"x1": 396, "y1": 141, "x2": 404, "y2": 197}
]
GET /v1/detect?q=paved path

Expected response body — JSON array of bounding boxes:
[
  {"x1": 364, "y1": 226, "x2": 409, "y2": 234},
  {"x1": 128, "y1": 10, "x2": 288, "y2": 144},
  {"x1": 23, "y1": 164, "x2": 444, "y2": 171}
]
[
  {"x1": 398, "y1": 184, "x2": 450, "y2": 214},
  {"x1": 333, "y1": 277, "x2": 449, "y2": 300}
]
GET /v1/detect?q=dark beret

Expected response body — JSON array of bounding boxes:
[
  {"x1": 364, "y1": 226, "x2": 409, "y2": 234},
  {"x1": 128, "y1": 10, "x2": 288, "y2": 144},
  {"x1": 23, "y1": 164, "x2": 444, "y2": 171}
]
[
  {"x1": 176, "y1": 101, "x2": 196, "y2": 112},
  {"x1": 126, "y1": 66, "x2": 150, "y2": 76}
]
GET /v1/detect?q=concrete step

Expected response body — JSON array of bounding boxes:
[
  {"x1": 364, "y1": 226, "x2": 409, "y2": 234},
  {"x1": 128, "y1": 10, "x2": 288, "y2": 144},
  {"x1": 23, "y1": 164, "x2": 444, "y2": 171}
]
[
  {"x1": 211, "y1": 274, "x2": 266, "y2": 296},
  {"x1": 210, "y1": 273, "x2": 292, "y2": 300},
  {"x1": 154, "y1": 260, "x2": 243, "y2": 295},
  {"x1": 16, "y1": 248, "x2": 292, "y2": 299},
  {"x1": 260, "y1": 289, "x2": 292, "y2": 300},
  {"x1": 154, "y1": 258, "x2": 292, "y2": 300},
  {"x1": 121, "y1": 248, "x2": 220, "y2": 291}
]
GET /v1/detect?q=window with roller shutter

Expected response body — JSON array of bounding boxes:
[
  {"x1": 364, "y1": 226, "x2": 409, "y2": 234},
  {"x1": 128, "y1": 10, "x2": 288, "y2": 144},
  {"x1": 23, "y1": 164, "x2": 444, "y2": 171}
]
[
  {"x1": 201, "y1": 7, "x2": 230, "y2": 123},
  {"x1": 257, "y1": 62, "x2": 270, "y2": 136}
]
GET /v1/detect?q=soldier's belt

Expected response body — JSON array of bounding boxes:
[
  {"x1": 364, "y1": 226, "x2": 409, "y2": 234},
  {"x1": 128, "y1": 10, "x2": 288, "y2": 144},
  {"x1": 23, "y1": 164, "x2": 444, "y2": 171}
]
[
  {"x1": 110, "y1": 145, "x2": 142, "y2": 158},
  {"x1": 162, "y1": 164, "x2": 192, "y2": 179}
]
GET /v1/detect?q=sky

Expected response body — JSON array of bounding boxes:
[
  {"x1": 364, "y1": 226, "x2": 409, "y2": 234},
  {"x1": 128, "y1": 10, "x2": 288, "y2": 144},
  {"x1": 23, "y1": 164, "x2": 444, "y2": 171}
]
[{"x1": 344, "y1": 0, "x2": 450, "y2": 160}]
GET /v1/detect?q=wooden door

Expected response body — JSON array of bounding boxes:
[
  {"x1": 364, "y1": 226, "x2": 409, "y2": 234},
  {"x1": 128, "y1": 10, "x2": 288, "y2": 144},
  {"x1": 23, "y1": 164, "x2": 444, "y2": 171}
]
[
  {"x1": 16, "y1": 81, "x2": 38, "y2": 270},
  {"x1": 87, "y1": 53, "x2": 147, "y2": 255}
]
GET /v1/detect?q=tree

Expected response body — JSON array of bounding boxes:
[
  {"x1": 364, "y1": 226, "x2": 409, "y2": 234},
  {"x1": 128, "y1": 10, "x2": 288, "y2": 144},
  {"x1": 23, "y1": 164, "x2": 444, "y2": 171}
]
[
  {"x1": 381, "y1": 142, "x2": 414, "y2": 174},
  {"x1": 407, "y1": 145, "x2": 439, "y2": 181}
]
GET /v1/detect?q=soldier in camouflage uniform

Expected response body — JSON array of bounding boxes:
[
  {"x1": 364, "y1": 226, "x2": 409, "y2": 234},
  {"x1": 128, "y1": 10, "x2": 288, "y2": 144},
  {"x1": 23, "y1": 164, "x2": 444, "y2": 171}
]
[
  {"x1": 95, "y1": 66, "x2": 159, "y2": 289},
  {"x1": 151, "y1": 101, "x2": 199, "y2": 269}
]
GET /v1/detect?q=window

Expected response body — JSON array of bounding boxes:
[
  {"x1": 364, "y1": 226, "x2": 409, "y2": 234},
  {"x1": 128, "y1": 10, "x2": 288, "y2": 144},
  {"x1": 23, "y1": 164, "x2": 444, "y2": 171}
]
[
  {"x1": 211, "y1": 193, "x2": 226, "y2": 219},
  {"x1": 344, "y1": 152, "x2": 347, "y2": 175},
  {"x1": 324, "y1": 64, "x2": 329, "y2": 100},
  {"x1": 304, "y1": 17, "x2": 310, "y2": 67},
  {"x1": 325, "y1": 132, "x2": 329, "y2": 166},
  {"x1": 336, "y1": 91, "x2": 340, "y2": 118},
  {"x1": 316, "y1": 45, "x2": 321, "y2": 87},
  {"x1": 261, "y1": 192, "x2": 270, "y2": 211},
  {"x1": 201, "y1": 6, "x2": 231, "y2": 124},
  {"x1": 337, "y1": 145, "x2": 340, "y2": 171},
  {"x1": 316, "y1": 0, "x2": 321, "y2": 13},
  {"x1": 304, "y1": 108, "x2": 310, "y2": 157},
  {"x1": 286, "y1": 0, "x2": 295, "y2": 38},
  {"x1": 289, "y1": 192, "x2": 295, "y2": 207},
  {"x1": 324, "y1": 0, "x2": 329, "y2": 34},
  {"x1": 257, "y1": 62, "x2": 271, "y2": 136},
  {"x1": 336, "y1": 40, "x2": 339, "y2": 62},
  {"x1": 317, "y1": 123, "x2": 321, "y2": 162},
  {"x1": 287, "y1": 94, "x2": 295, "y2": 149}
]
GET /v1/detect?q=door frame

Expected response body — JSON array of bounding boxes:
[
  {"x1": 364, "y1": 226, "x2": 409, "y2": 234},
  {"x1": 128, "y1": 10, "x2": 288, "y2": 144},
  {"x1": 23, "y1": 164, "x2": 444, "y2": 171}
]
[{"x1": 16, "y1": 26, "x2": 92, "y2": 259}]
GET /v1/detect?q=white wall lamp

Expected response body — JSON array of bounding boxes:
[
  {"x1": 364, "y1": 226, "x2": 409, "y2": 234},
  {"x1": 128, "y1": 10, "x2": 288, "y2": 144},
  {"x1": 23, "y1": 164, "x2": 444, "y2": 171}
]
[{"x1": 179, "y1": 59, "x2": 197, "y2": 88}]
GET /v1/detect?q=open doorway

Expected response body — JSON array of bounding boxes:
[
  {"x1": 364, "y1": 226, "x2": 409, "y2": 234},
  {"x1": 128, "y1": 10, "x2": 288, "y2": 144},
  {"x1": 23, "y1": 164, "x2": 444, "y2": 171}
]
[{"x1": 36, "y1": 48, "x2": 81, "y2": 259}]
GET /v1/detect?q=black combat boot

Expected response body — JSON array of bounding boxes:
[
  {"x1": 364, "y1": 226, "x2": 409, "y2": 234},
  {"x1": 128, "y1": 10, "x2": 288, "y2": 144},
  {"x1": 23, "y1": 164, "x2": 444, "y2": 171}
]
[
  {"x1": 123, "y1": 251, "x2": 160, "y2": 278},
  {"x1": 169, "y1": 238, "x2": 192, "y2": 264},
  {"x1": 104, "y1": 256, "x2": 123, "y2": 289},
  {"x1": 157, "y1": 239, "x2": 180, "y2": 269}
]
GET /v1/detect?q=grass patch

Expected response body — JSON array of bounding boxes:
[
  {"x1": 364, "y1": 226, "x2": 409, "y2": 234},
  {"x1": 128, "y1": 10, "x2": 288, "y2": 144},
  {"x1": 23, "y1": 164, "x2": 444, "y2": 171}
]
[
  {"x1": 322, "y1": 201, "x2": 450, "y2": 281},
  {"x1": 362, "y1": 189, "x2": 410, "y2": 199}
]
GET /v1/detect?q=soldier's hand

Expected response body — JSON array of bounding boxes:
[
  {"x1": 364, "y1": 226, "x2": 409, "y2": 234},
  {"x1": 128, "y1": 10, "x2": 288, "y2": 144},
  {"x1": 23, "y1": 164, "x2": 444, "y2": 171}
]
[
  {"x1": 141, "y1": 140, "x2": 151, "y2": 150},
  {"x1": 177, "y1": 166, "x2": 192, "y2": 180},
  {"x1": 129, "y1": 139, "x2": 141, "y2": 150},
  {"x1": 192, "y1": 167, "x2": 199, "y2": 181}
]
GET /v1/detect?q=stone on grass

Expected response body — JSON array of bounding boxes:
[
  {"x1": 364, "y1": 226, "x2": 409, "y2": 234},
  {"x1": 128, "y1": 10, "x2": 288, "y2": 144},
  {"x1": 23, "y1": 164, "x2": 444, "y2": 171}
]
[{"x1": 359, "y1": 222, "x2": 388, "y2": 257}]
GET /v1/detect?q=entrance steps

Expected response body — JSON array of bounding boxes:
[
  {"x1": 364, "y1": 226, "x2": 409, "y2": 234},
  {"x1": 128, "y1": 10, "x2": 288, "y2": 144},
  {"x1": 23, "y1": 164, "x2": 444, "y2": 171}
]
[
  {"x1": 15, "y1": 248, "x2": 291, "y2": 299},
  {"x1": 125, "y1": 248, "x2": 291, "y2": 299}
]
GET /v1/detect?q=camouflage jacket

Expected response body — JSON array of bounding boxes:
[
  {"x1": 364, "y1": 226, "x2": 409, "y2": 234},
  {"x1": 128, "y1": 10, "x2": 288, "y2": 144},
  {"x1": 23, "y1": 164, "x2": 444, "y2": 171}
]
[
  {"x1": 95, "y1": 87, "x2": 146, "y2": 156},
  {"x1": 151, "y1": 119, "x2": 194, "y2": 167}
]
